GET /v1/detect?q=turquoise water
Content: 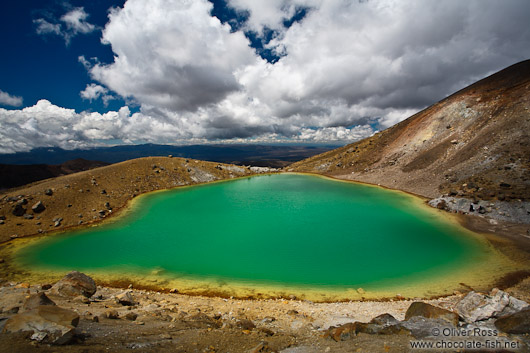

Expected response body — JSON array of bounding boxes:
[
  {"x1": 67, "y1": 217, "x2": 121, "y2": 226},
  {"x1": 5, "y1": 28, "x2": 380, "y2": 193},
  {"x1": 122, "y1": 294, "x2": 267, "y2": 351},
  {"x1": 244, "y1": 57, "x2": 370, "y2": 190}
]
[{"x1": 16, "y1": 174, "x2": 484, "y2": 290}]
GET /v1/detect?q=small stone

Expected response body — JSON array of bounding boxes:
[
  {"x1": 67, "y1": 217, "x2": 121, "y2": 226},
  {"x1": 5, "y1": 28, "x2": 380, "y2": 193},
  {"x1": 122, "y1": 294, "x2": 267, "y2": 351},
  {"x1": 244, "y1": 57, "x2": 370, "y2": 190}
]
[
  {"x1": 12, "y1": 204, "x2": 26, "y2": 217},
  {"x1": 169, "y1": 288, "x2": 179, "y2": 294},
  {"x1": 31, "y1": 201, "x2": 46, "y2": 213},
  {"x1": 124, "y1": 312, "x2": 138, "y2": 321},
  {"x1": 76, "y1": 296, "x2": 90, "y2": 304},
  {"x1": 44, "y1": 189, "x2": 53, "y2": 196},
  {"x1": 92, "y1": 316, "x2": 99, "y2": 323},
  {"x1": 261, "y1": 316, "x2": 275, "y2": 324},
  {"x1": 237, "y1": 319, "x2": 256, "y2": 330},
  {"x1": 258, "y1": 327, "x2": 275, "y2": 336},
  {"x1": 104, "y1": 310, "x2": 119, "y2": 319},
  {"x1": 30, "y1": 331, "x2": 47, "y2": 342},
  {"x1": 249, "y1": 341, "x2": 268, "y2": 353},
  {"x1": 115, "y1": 290, "x2": 136, "y2": 306},
  {"x1": 23, "y1": 214, "x2": 34, "y2": 220}
]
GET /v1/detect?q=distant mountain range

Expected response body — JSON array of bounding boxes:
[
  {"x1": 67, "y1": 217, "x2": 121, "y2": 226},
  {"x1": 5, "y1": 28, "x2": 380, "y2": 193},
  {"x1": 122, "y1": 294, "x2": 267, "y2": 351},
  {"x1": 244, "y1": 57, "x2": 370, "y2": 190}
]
[
  {"x1": 0, "y1": 159, "x2": 109, "y2": 190},
  {"x1": 0, "y1": 143, "x2": 337, "y2": 189},
  {"x1": 0, "y1": 144, "x2": 337, "y2": 167}
]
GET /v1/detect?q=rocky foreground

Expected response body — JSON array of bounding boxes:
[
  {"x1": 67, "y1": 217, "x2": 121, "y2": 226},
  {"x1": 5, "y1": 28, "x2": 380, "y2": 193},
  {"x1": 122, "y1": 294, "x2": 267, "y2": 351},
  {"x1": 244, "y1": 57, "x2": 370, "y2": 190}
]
[{"x1": 0, "y1": 271, "x2": 529, "y2": 352}]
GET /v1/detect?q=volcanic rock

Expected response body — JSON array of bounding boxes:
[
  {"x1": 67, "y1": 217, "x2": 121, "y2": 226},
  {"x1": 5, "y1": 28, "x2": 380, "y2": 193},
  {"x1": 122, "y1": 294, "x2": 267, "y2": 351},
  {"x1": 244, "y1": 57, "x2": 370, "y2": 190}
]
[
  {"x1": 23, "y1": 292, "x2": 56, "y2": 311},
  {"x1": 50, "y1": 271, "x2": 97, "y2": 298},
  {"x1": 456, "y1": 289, "x2": 528, "y2": 323},
  {"x1": 104, "y1": 310, "x2": 119, "y2": 319},
  {"x1": 2, "y1": 305, "x2": 79, "y2": 345},
  {"x1": 405, "y1": 302, "x2": 459, "y2": 326},
  {"x1": 115, "y1": 290, "x2": 136, "y2": 306},
  {"x1": 12, "y1": 204, "x2": 26, "y2": 217},
  {"x1": 31, "y1": 201, "x2": 46, "y2": 213},
  {"x1": 495, "y1": 307, "x2": 530, "y2": 334}
]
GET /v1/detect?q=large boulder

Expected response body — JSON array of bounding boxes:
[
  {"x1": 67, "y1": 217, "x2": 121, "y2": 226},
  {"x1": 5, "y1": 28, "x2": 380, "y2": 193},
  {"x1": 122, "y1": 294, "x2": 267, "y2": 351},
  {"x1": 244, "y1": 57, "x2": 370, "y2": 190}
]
[
  {"x1": 399, "y1": 316, "x2": 450, "y2": 339},
  {"x1": 326, "y1": 314, "x2": 404, "y2": 341},
  {"x1": 456, "y1": 289, "x2": 528, "y2": 323},
  {"x1": 2, "y1": 305, "x2": 79, "y2": 345},
  {"x1": 495, "y1": 307, "x2": 530, "y2": 334},
  {"x1": 50, "y1": 271, "x2": 97, "y2": 298},
  {"x1": 405, "y1": 302, "x2": 459, "y2": 326}
]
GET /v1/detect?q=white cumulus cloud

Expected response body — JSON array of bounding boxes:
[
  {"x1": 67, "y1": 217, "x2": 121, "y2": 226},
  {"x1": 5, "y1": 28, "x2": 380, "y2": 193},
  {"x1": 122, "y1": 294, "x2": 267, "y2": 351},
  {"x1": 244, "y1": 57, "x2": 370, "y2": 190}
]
[
  {"x1": 80, "y1": 84, "x2": 114, "y2": 106},
  {"x1": 0, "y1": 89, "x2": 23, "y2": 107},
  {"x1": 34, "y1": 7, "x2": 97, "y2": 45},
  {"x1": 5, "y1": 0, "x2": 530, "y2": 153}
]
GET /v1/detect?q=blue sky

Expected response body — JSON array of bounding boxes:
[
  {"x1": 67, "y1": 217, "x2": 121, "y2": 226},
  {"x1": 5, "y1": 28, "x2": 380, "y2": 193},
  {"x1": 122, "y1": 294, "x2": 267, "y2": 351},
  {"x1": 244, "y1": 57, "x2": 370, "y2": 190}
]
[
  {"x1": 0, "y1": 1, "x2": 126, "y2": 113},
  {"x1": 0, "y1": 0, "x2": 529, "y2": 153}
]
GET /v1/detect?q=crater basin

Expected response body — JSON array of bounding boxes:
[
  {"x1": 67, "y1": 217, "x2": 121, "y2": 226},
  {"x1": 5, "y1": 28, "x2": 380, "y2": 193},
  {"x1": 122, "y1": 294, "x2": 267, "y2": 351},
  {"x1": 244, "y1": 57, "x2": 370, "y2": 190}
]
[{"x1": 12, "y1": 173, "x2": 513, "y2": 300}]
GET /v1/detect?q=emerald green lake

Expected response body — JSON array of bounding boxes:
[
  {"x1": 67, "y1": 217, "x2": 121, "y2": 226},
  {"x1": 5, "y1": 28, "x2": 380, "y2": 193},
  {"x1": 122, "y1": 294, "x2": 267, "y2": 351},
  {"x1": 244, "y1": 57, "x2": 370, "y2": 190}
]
[{"x1": 15, "y1": 174, "x2": 491, "y2": 297}]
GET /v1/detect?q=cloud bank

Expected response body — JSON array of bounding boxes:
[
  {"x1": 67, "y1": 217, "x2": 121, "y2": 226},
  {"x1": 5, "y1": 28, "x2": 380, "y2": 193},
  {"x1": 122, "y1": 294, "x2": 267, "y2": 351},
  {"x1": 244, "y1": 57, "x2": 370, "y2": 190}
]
[{"x1": 3, "y1": 0, "x2": 530, "y2": 153}]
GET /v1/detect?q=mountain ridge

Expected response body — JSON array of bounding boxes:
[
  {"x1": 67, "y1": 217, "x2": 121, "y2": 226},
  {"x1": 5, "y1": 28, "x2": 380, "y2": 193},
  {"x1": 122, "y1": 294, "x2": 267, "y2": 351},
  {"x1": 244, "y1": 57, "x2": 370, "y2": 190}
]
[{"x1": 288, "y1": 60, "x2": 530, "y2": 203}]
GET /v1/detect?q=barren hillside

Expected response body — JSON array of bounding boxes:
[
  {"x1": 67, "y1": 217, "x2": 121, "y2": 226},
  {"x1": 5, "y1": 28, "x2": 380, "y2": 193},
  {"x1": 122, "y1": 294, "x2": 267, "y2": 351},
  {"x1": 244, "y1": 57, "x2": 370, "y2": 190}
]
[
  {"x1": 0, "y1": 157, "x2": 266, "y2": 243},
  {"x1": 289, "y1": 60, "x2": 530, "y2": 202}
]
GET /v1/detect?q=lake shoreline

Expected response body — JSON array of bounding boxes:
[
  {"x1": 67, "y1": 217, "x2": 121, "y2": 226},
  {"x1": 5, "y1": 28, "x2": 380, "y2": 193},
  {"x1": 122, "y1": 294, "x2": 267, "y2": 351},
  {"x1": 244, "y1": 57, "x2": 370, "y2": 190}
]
[
  {"x1": 1, "y1": 171, "x2": 528, "y2": 302},
  {"x1": 1, "y1": 158, "x2": 529, "y2": 352}
]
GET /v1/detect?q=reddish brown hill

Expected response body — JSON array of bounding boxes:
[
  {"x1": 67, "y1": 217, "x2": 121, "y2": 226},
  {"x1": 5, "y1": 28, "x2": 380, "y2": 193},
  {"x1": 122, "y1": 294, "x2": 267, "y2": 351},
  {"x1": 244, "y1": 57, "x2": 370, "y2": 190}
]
[{"x1": 289, "y1": 60, "x2": 530, "y2": 201}]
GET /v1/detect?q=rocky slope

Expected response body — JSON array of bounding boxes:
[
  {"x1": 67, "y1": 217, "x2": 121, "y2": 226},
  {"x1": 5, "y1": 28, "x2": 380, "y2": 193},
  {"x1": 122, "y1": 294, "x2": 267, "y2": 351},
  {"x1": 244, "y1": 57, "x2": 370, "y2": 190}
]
[
  {"x1": 0, "y1": 156, "x2": 274, "y2": 243},
  {"x1": 289, "y1": 60, "x2": 530, "y2": 205}
]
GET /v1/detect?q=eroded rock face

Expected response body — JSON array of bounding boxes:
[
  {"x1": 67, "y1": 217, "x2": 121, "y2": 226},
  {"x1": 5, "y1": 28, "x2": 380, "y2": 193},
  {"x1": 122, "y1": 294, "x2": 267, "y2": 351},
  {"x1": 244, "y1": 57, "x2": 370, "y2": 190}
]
[
  {"x1": 23, "y1": 292, "x2": 56, "y2": 311},
  {"x1": 2, "y1": 305, "x2": 79, "y2": 345},
  {"x1": 456, "y1": 289, "x2": 529, "y2": 323},
  {"x1": 405, "y1": 302, "x2": 459, "y2": 326},
  {"x1": 495, "y1": 308, "x2": 530, "y2": 334},
  {"x1": 50, "y1": 271, "x2": 96, "y2": 298}
]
